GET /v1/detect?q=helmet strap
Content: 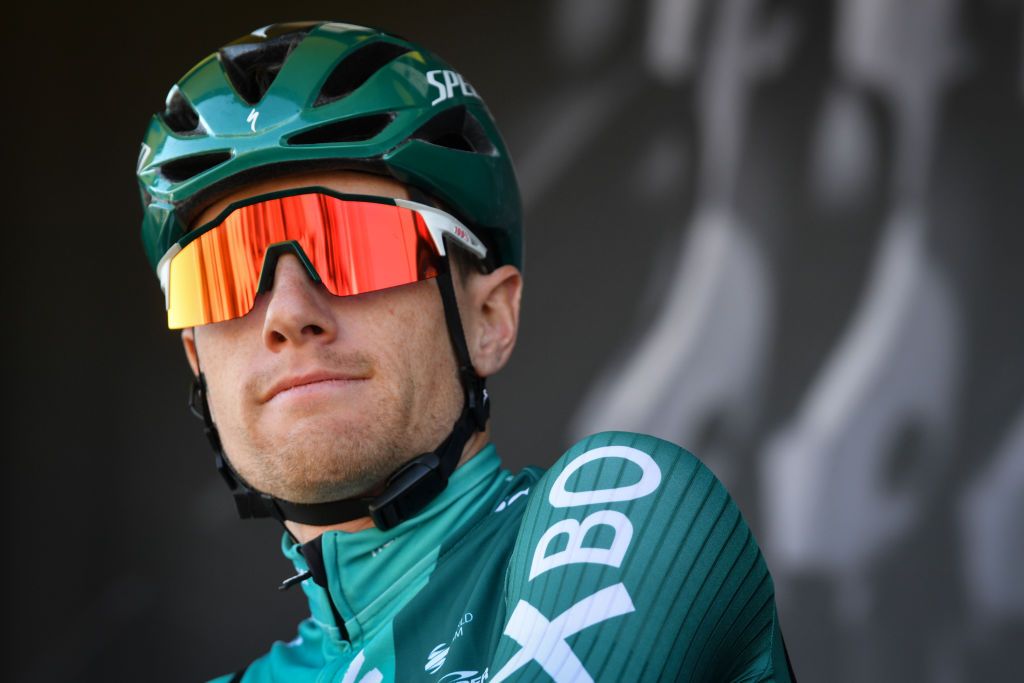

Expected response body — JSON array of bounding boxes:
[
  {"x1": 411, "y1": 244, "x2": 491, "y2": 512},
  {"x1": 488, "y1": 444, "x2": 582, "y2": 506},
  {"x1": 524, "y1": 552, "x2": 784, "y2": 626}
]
[{"x1": 188, "y1": 261, "x2": 489, "y2": 531}]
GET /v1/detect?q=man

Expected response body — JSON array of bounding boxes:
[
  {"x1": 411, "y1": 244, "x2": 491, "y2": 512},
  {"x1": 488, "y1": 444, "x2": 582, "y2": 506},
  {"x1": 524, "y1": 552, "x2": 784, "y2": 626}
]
[{"x1": 137, "y1": 21, "x2": 796, "y2": 682}]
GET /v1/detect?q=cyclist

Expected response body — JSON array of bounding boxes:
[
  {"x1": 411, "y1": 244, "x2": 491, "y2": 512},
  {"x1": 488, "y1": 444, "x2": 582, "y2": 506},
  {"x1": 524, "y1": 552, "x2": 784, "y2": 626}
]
[{"x1": 137, "y1": 20, "x2": 796, "y2": 682}]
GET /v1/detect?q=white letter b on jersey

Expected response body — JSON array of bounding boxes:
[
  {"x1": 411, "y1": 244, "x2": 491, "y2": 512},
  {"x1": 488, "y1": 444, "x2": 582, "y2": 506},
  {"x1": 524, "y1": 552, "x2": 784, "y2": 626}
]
[{"x1": 529, "y1": 510, "x2": 634, "y2": 580}]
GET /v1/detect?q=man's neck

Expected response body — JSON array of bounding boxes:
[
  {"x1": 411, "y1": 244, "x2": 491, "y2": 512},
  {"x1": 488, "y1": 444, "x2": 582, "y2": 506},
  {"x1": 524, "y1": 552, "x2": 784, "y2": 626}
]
[{"x1": 284, "y1": 428, "x2": 492, "y2": 543}]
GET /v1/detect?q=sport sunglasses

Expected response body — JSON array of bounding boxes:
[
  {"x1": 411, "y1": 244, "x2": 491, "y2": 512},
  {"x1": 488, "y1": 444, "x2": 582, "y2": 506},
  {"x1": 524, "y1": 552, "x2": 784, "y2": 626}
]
[{"x1": 156, "y1": 186, "x2": 488, "y2": 329}]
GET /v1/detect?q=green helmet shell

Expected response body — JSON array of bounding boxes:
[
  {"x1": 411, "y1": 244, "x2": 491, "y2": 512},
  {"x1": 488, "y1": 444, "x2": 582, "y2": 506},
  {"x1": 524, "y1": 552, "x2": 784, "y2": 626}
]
[{"x1": 137, "y1": 21, "x2": 522, "y2": 273}]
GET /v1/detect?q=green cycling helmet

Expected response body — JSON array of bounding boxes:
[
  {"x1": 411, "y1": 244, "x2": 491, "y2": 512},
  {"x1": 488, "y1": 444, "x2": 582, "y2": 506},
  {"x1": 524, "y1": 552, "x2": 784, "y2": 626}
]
[{"x1": 137, "y1": 20, "x2": 522, "y2": 273}]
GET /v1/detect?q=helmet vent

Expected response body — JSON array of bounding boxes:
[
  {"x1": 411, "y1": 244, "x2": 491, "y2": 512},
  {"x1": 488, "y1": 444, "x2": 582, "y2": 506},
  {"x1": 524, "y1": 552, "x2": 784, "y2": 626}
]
[
  {"x1": 287, "y1": 112, "x2": 396, "y2": 145},
  {"x1": 314, "y1": 41, "x2": 411, "y2": 107},
  {"x1": 159, "y1": 151, "x2": 232, "y2": 183},
  {"x1": 218, "y1": 28, "x2": 314, "y2": 105},
  {"x1": 412, "y1": 106, "x2": 496, "y2": 155},
  {"x1": 161, "y1": 88, "x2": 203, "y2": 136}
]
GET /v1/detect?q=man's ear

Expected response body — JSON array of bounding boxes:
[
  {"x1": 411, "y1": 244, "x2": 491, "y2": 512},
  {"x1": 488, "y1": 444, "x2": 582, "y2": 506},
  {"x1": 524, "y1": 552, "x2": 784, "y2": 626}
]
[
  {"x1": 465, "y1": 265, "x2": 523, "y2": 378},
  {"x1": 181, "y1": 327, "x2": 200, "y2": 378}
]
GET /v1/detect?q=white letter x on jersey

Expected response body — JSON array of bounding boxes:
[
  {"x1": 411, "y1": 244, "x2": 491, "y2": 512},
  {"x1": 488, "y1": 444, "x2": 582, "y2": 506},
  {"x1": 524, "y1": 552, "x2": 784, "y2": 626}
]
[{"x1": 490, "y1": 583, "x2": 636, "y2": 683}]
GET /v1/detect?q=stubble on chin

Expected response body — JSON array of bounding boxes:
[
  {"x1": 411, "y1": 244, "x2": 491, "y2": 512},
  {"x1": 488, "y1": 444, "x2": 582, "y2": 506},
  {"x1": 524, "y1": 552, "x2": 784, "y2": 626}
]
[
  {"x1": 237, "y1": 373, "x2": 418, "y2": 503},
  {"x1": 252, "y1": 365, "x2": 463, "y2": 503}
]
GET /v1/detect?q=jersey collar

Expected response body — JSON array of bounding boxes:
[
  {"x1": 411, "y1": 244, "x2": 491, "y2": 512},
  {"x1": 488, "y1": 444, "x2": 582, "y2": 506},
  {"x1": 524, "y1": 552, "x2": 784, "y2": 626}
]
[{"x1": 281, "y1": 444, "x2": 510, "y2": 649}]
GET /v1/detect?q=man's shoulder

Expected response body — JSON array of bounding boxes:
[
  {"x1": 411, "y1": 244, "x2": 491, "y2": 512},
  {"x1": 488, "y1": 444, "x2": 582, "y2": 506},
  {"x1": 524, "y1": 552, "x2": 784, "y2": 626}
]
[
  {"x1": 501, "y1": 430, "x2": 713, "y2": 556},
  {"x1": 490, "y1": 430, "x2": 790, "y2": 681},
  {"x1": 548, "y1": 430, "x2": 704, "y2": 468},
  {"x1": 529, "y1": 429, "x2": 712, "y2": 511},
  {"x1": 511, "y1": 429, "x2": 764, "y2": 602},
  {"x1": 506, "y1": 430, "x2": 734, "y2": 565},
  {"x1": 505, "y1": 429, "x2": 717, "y2": 596}
]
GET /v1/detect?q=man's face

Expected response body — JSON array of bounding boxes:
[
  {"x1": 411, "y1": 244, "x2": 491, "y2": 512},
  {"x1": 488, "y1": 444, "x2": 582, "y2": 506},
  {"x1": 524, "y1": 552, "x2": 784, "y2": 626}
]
[{"x1": 180, "y1": 170, "x2": 467, "y2": 504}]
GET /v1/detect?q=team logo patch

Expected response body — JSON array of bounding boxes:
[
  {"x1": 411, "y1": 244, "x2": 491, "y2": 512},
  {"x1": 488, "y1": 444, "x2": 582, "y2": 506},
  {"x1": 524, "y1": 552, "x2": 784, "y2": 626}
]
[{"x1": 425, "y1": 642, "x2": 449, "y2": 674}]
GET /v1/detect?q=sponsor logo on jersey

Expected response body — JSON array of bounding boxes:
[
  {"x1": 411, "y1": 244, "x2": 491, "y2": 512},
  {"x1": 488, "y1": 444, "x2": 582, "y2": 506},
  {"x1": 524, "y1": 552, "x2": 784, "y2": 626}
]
[
  {"x1": 453, "y1": 611, "x2": 474, "y2": 640},
  {"x1": 371, "y1": 539, "x2": 395, "y2": 558},
  {"x1": 494, "y1": 488, "x2": 529, "y2": 513},
  {"x1": 438, "y1": 670, "x2": 488, "y2": 683},
  {"x1": 491, "y1": 445, "x2": 664, "y2": 683},
  {"x1": 426, "y1": 611, "x2": 475, "y2": 675},
  {"x1": 425, "y1": 642, "x2": 449, "y2": 675}
]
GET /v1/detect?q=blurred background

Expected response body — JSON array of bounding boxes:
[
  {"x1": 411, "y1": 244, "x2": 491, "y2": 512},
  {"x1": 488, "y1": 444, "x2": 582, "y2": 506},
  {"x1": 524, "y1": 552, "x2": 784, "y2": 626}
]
[{"x1": 7, "y1": 0, "x2": 1023, "y2": 680}]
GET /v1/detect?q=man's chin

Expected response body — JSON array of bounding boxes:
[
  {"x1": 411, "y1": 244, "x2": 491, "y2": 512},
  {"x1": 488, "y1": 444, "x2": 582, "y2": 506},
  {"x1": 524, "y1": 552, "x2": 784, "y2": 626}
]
[
  {"x1": 257, "y1": 409, "x2": 371, "y2": 445},
  {"x1": 243, "y1": 436, "x2": 410, "y2": 502},
  {"x1": 263, "y1": 472, "x2": 390, "y2": 505}
]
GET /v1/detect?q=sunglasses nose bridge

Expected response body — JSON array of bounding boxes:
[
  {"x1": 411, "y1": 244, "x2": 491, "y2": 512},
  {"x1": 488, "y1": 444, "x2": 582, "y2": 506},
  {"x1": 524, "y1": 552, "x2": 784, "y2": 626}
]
[{"x1": 257, "y1": 241, "x2": 322, "y2": 294}]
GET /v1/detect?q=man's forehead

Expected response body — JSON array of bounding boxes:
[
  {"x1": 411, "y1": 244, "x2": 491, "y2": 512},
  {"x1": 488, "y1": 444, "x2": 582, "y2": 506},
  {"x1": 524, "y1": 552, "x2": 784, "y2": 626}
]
[{"x1": 190, "y1": 169, "x2": 412, "y2": 230}]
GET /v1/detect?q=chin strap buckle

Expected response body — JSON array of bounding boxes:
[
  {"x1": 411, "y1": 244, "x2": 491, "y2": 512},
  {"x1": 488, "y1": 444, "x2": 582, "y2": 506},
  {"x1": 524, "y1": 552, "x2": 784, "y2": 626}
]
[
  {"x1": 232, "y1": 490, "x2": 275, "y2": 520},
  {"x1": 368, "y1": 453, "x2": 447, "y2": 531}
]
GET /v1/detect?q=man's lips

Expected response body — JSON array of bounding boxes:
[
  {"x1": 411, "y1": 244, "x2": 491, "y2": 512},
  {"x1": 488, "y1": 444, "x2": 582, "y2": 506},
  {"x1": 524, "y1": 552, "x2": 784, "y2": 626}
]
[{"x1": 262, "y1": 371, "x2": 369, "y2": 403}]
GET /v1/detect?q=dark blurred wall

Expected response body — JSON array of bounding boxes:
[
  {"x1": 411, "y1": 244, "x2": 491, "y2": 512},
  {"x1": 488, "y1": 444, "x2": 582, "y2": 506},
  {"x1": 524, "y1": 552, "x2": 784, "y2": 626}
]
[{"x1": 7, "y1": 1, "x2": 1022, "y2": 681}]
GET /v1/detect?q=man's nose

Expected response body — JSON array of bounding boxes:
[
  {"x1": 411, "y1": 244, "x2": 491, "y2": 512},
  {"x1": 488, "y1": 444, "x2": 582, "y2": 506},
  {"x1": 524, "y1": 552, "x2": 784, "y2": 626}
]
[{"x1": 260, "y1": 253, "x2": 338, "y2": 349}]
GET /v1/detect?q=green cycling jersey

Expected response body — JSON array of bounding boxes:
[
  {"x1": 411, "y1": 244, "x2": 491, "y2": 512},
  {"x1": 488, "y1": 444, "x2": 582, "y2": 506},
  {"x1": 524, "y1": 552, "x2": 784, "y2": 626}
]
[{"x1": 210, "y1": 431, "x2": 796, "y2": 682}]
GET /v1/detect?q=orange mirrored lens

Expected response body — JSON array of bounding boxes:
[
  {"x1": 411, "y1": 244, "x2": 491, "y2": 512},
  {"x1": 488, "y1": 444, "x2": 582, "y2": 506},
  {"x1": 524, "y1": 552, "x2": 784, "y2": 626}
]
[{"x1": 167, "y1": 193, "x2": 442, "y2": 329}]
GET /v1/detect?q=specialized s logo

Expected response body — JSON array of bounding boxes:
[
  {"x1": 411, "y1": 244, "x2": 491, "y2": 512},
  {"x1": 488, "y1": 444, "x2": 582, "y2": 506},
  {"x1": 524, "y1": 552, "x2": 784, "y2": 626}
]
[
  {"x1": 426, "y1": 69, "x2": 479, "y2": 106},
  {"x1": 425, "y1": 642, "x2": 449, "y2": 675},
  {"x1": 490, "y1": 445, "x2": 663, "y2": 683},
  {"x1": 425, "y1": 612, "x2": 475, "y2": 675}
]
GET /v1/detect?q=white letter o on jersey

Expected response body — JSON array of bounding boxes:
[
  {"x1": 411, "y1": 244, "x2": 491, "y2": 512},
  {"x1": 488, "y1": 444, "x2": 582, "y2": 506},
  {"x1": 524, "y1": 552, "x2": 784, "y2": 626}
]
[{"x1": 549, "y1": 446, "x2": 662, "y2": 508}]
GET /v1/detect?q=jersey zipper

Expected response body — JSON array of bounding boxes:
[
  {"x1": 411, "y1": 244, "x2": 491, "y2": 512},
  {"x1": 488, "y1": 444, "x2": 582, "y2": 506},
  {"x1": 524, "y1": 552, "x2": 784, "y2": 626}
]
[{"x1": 299, "y1": 535, "x2": 351, "y2": 643}]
